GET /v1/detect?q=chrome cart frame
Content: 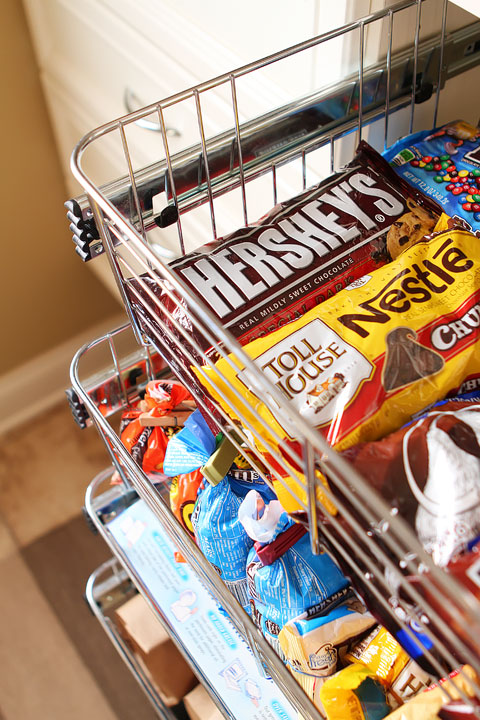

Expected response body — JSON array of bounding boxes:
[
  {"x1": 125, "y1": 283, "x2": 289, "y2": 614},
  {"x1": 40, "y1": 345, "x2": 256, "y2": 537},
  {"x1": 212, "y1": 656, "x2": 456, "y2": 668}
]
[{"x1": 69, "y1": 1, "x2": 480, "y2": 714}]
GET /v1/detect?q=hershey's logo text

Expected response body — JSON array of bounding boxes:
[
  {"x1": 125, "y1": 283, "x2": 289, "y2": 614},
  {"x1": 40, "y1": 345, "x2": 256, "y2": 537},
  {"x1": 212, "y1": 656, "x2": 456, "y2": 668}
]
[{"x1": 180, "y1": 172, "x2": 403, "y2": 317}]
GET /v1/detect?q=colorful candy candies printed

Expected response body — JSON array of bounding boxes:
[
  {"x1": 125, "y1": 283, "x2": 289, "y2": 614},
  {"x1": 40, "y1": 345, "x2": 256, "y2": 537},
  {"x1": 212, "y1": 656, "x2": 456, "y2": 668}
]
[
  {"x1": 409, "y1": 150, "x2": 480, "y2": 222},
  {"x1": 383, "y1": 120, "x2": 480, "y2": 229}
]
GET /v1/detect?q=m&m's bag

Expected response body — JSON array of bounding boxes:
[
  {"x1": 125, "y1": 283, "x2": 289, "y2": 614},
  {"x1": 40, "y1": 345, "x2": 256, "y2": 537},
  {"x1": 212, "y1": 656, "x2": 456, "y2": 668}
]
[{"x1": 384, "y1": 120, "x2": 480, "y2": 231}]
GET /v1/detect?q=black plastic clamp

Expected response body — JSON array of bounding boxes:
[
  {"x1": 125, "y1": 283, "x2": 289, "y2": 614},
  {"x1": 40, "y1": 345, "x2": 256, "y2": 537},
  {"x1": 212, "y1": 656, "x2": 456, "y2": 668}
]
[
  {"x1": 154, "y1": 203, "x2": 179, "y2": 228},
  {"x1": 65, "y1": 199, "x2": 100, "y2": 262},
  {"x1": 65, "y1": 388, "x2": 90, "y2": 429}
]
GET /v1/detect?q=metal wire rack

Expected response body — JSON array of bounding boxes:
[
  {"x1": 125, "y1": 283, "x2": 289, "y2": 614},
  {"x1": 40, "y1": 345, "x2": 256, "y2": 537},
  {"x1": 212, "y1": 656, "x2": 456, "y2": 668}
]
[
  {"x1": 69, "y1": 0, "x2": 480, "y2": 715},
  {"x1": 71, "y1": 322, "x2": 480, "y2": 715},
  {"x1": 85, "y1": 557, "x2": 177, "y2": 720},
  {"x1": 83, "y1": 466, "x2": 313, "y2": 720}
]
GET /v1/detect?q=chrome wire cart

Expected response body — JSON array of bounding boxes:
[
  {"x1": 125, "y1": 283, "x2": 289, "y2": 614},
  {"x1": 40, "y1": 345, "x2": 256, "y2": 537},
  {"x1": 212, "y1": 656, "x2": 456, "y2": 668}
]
[{"x1": 68, "y1": 1, "x2": 480, "y2": 716}]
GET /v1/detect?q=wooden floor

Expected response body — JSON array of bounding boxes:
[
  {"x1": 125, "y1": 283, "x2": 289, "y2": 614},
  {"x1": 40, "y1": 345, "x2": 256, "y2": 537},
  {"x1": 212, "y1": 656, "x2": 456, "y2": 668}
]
[{"x1": 0, "y1": 401, "x2": 157, "y2": 720}]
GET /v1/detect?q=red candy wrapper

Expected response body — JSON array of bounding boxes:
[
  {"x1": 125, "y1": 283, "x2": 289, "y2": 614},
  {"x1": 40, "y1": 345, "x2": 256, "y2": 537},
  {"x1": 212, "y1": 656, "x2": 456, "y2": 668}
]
[
  {"x1": 170, "y1": 468, "x2": 203, "y2": 563},
  {"x1": 119, "y1": 380, "x2": 193, "y2": 475},
  {"x1": 170, "y1": 468, "x2": 203, "y2": 539}
]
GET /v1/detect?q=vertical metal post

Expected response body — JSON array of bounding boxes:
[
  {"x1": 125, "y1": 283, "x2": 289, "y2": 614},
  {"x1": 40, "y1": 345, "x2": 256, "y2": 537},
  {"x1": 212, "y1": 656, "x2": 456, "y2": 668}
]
[
  {"x1": 108, "y1": 333, "x2": 128, "y2": 407},
  {"x1": 119, "y1": 122, "x2": 148, "y2": 246},
  {"x1": 433, "y1": 0, "x2": 448, "y2": 128},
  {"x1": 384, "y1": 10, "x2": 394, "y2": 151},
  {"x1": 157, "y1": 103, "x2": 185, "y2": 255},
  {"x1": 91, "y1": 414, "x2": 130, "y2": 489},
  {"x1": 88, "y1": 196, "x2": 144, "y2": 346},
  {"x1": 145, "y1": 345, "x2": 155, "y2": 382},
  {"x1": 410, "y1": 0, "x2": 422, "y2": 134},
  {"x1": 358, "y1": 21, "x2": 365, "y2": 142},
  {"x1": 230, "y1": 74, "x2": 248, "y2": 226},
  {"x1": 194, "y1": 88, "x2": 217, "y2": 240},
  {"x1": 304, "y1": 441, "x2": 320, "y2": 555}
]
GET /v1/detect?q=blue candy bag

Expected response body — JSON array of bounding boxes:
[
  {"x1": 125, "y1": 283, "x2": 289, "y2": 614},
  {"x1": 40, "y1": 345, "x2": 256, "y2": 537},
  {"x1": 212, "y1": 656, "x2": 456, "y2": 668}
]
[
  {"x1": 239, "y1": 490, "x2": 349, "y2": 656},
  {"x1": 229, "y1": 474, "x2": 277, "y2": 503},
  {"x1": 167, "y1": 411, "x2": 278, "y2": 611},
  {"x1": 383, "y1": 120, "x2": 480, "y2": 231},
  {"x1": 408, "y1": 388, "x2": 480, "y2": 425},
  {"x1": 192, "y1": 478, "x2": 274, "y2": 613},
  {"x1": 163, "y1": 410, "x2": 216, "y2": 476},
  {"x1": 164, "y1": 411, "x2": 277, "y2": 499},
  {"x1": 163, "y1": 410, "x2": 216, "y2": 477}
]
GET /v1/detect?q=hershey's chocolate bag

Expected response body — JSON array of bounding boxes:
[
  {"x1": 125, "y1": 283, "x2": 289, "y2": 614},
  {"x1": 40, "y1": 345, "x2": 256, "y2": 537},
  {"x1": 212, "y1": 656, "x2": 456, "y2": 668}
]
[{"x1": 128, "y1": 142, "x2": 440, "y2": 426}]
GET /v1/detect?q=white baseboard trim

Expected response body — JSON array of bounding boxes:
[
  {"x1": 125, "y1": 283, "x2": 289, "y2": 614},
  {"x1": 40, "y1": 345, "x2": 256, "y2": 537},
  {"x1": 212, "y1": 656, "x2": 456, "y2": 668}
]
[{"x1": 0, "y1": 313, "x2": 127, "y2": 437}]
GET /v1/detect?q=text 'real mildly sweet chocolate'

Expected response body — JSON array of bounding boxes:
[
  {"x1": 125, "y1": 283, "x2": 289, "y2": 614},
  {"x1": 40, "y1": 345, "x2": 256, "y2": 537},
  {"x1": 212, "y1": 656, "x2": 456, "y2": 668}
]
[{"x1": 128, "y1": 142, "x2": 440, "y2": 425}]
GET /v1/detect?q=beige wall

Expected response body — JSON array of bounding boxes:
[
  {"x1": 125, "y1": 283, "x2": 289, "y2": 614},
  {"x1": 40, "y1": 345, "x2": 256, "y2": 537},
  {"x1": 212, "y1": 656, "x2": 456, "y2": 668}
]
[{"x1": 0, "y1": 0, "x2": 120, "y2": 375}]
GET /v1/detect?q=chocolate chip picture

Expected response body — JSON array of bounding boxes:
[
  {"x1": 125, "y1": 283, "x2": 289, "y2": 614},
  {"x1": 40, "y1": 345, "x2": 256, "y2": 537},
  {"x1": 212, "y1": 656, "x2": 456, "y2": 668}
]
[{"x1": 382, "y1": 326, "x2": 444, "y2": 392}]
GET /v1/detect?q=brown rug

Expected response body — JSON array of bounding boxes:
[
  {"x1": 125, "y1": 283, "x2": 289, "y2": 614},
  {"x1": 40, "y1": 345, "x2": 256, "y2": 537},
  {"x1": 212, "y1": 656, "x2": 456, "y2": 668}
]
[{"x1": 21, "y1": 514, "x2": 158, "y2": 720}]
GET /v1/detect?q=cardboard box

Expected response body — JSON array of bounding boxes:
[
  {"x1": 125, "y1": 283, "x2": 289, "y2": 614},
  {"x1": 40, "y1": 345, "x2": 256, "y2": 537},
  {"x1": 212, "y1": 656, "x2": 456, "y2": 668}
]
[
  {"x1": 114, "y1": 593, "x2": 198, "y2": 705},
  {"x1": 184, "y1": 684, "x2": 224, "y2": 720}
]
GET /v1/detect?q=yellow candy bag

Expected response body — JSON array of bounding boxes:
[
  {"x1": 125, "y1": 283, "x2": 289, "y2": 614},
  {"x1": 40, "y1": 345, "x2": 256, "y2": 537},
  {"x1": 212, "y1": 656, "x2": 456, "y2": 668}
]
[
  {"x1": 345, "y1": 626, "x2": 433, "y2": 709},
  {"x1": 278, "y1": 597, "x2": 376, "y2": 713},
  {"x1": 197, "y1": 219, "x2": 480, "y2": 511},
  {"x1": 318, "y1": 663, "x2": 390, "y2": 720}
]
